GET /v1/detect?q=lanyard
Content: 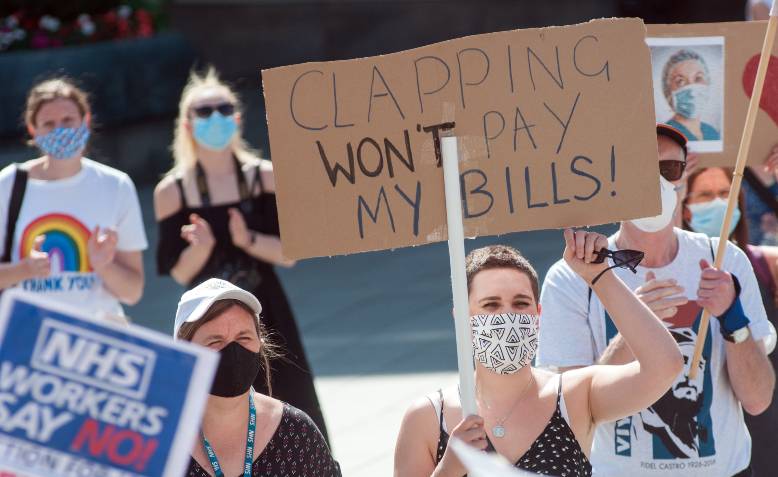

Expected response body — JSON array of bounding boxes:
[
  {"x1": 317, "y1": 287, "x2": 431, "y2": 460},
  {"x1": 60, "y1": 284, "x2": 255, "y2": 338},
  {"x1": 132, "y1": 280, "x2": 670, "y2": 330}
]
[
  {"x1": 195, "y1": 155, "x2": 251, "y2": 207},
  {"x1": 202, "y1": 392, "x2": 256, "y2": 477}
]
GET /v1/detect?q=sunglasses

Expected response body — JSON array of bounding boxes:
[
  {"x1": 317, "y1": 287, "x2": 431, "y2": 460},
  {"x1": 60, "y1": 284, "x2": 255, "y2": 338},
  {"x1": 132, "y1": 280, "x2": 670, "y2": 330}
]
[
  {"x1": 590, "y1": 248, "x2": 645, "y2": 285},
  {"x1": 192, "y1": 103, "x2": 235, "y2": 118},
  {"x1": 659, "y1": 160, "x2": 686, "y2": 182}
]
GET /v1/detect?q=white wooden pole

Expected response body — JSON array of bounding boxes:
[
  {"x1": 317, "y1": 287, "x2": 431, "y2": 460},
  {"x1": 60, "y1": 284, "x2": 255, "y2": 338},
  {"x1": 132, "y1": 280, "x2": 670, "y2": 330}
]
[{"x1": 441, "y1": 136, "x2": 477, "y2": 416}]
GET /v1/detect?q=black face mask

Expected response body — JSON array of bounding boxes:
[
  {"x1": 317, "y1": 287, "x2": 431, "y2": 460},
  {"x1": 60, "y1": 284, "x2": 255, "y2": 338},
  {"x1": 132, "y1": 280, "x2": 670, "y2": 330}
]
[{"x1": 210, "y1": 341, "x2": 262, "y2": 398}]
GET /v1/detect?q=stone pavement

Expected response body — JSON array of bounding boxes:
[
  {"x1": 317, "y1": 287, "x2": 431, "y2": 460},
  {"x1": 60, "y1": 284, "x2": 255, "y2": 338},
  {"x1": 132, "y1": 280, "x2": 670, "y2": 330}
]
[{"x1": 126, "y1": 184, "x2": 615, "y2": 476}]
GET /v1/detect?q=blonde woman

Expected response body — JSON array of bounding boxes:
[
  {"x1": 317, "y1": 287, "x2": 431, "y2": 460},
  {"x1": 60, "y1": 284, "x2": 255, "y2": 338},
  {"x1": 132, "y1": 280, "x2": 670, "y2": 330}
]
[
  {"x1": 0, "y1": 78, "x2": 146, "y2": 318},
  {"x1": 153, "y1": 69, "x2": 329, "y2": 440}
]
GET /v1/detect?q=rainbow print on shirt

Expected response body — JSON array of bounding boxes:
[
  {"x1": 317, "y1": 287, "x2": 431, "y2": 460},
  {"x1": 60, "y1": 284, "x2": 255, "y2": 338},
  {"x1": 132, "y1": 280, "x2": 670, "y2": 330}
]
[{"x1": 19, "y1": 213, "x2": 92, "y2": 272}]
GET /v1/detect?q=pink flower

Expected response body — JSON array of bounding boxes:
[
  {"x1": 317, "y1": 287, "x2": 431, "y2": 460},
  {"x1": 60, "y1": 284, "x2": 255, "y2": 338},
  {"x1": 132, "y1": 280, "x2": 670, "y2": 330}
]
[
  {"x1": 77, "y1": 14, "x2": 95, "y2": 36},
  {"x1": 39, "y1": 15, "x2": 60, "y2": 32},
  {"x1": 31, "y1": 32, "x2": 50, "y2": 49},
  {"x1": 4, "y1": 14, "x2": 19, "y2": 29},
  {"x1": 138, "y1": 23, "x2": 153, "y2": 37},
  {"x1": 117, "y1": 18, "x2": 130, "y2": 37},
  {"x1": 117, "y1": 5, "x2": 133, "y2": 19}
]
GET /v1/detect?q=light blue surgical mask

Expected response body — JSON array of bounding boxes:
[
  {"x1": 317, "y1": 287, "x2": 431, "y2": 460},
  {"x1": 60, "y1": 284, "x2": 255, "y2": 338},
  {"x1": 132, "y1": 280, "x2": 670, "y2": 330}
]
[
  {"x1": 671, "y1": 84, "x2": 709, "y2": 120},
  {"x1": 34, "y1": 123, "x2": 90, "y2": 160},
  {"x1": 192, "y1": 113, "x2": 237, "y2": 151},
  {"x1": 688, "y1": 197, "x2": 741, "y2": 238}
]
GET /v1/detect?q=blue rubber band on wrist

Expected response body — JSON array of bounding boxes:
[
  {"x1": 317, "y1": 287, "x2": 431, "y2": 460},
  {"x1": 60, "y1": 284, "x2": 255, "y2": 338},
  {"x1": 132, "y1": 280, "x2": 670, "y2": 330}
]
[{"x1": 719, "y1": 295, "x2": 750, "y2": 335}]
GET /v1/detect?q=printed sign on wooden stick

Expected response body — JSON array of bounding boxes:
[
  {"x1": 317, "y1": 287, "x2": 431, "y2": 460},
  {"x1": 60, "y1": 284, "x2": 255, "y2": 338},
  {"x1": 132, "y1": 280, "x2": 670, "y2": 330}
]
[
  {"x1": 263, "y1": 18, "x2": 660, "y2": 260},
  {"x1": 647, "y1": 21, "x2": 778, "y2": 166}
]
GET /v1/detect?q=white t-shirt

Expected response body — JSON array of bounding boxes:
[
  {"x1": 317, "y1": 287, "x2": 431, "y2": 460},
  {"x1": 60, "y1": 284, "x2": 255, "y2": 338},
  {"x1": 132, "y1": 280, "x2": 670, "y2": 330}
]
[
  {"x1": 0, "y1": 159, "x2": 148, "y2": 317},
  {"x1": 537, "y1": 229, "x2": 774, "y2": 477}
]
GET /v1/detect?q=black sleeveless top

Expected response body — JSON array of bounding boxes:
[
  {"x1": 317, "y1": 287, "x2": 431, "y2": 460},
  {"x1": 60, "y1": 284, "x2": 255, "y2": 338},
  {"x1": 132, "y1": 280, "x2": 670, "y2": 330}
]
[
  {"x1": 156, "y1": 160, "x2": 281, "y2": 294},
  {"x1": 434, "y1": 374, "x2": 592, "y2": 477},
  {"x1": 187, "y1": 404, "x2": 341, "y2": 477}
]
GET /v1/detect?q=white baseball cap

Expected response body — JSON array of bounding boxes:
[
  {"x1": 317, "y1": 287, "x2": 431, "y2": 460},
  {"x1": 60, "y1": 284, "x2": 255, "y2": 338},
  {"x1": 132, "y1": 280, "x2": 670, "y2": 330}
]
[{"x1": 174, "y1": 278, "x2": 262, "y2": 338}]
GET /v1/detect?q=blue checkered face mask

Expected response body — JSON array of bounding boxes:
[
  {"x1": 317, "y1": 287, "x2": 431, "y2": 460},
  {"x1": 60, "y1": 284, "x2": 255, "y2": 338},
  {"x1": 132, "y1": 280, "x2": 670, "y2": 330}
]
[{"x1": 34, "y1": 123, "x2": 90, "y2": 160}]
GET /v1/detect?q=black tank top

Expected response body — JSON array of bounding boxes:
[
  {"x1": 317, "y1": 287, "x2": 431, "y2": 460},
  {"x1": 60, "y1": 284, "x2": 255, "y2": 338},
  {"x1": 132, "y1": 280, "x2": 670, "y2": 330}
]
[
  {"x1": 156, "y1": 158, "x2": 281, "y2": 292},
  {"x1": 433, "y1": 374, "x2": 592, "y2": 477}
]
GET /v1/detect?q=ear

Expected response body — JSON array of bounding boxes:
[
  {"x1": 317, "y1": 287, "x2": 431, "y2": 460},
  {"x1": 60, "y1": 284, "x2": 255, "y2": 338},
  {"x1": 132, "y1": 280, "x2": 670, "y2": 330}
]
[
  {"x1": 536, "y1": 302, "x2": 542, "y2": 316},
  {"x1": 84, "y1": 112, "x2": 92, "y2": 128},
  {"x1": 26, "y1": 123, "x2": 36, "y2": 137},
  {"x1": 235, "y1": 112, "x2": 242, "y2": 126},
  {"x1": 682, "y1": 204, "x2": 692, "y2": 224}
]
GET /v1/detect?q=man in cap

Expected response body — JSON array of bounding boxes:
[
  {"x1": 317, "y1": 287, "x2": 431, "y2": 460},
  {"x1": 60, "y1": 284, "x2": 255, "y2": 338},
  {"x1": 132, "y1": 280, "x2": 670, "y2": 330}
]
[{"x1": 537, "y1": 124, "x2": 775, "y2": 477}]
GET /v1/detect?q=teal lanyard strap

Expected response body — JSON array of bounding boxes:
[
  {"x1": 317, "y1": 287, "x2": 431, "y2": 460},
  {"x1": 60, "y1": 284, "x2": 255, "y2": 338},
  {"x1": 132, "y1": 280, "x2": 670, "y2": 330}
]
[{"x1": 202, "y1": 392, "x2": 257, "y2": 477}]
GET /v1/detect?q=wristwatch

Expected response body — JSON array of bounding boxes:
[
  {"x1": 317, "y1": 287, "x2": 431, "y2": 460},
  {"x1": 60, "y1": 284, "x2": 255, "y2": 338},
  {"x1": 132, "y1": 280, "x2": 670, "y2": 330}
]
[{"x1": 724, "y1": 326, "x2": 750, "y2": 344}]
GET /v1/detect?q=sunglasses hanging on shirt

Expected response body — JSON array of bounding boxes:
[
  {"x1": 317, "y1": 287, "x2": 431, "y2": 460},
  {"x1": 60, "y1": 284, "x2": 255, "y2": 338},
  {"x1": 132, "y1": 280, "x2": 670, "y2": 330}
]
[{"x1": 589, "y1": 248, "x2": 645, "y2": 285}]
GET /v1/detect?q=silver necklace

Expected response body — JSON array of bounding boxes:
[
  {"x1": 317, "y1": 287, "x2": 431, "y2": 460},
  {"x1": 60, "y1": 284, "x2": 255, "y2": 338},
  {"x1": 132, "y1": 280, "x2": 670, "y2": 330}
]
[{"x1": 480, "y1": 374, "x2": 535, "y2": 439}]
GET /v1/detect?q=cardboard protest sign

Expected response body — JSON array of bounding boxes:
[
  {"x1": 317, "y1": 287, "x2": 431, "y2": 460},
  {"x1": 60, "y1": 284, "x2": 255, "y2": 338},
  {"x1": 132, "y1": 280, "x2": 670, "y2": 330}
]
[
  {"x1": 647, "y1": 21, "x2": 778, "y2": 165},
  {"x1": 0, "y1": 291, "x2": 218, "y2": 477},
  {"x1": 263, "y1": 18, "x2": 661, "y2": 259}
]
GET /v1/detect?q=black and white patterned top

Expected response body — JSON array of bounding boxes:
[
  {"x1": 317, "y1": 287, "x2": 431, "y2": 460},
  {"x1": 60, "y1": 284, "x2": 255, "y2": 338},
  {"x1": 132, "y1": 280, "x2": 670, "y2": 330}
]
[
  {"x1": 187, "y1": 404, "x2": 341, "y2": 477},
  {"x1": 432, "y1": 374, "x2": 592, "y2": 477}
]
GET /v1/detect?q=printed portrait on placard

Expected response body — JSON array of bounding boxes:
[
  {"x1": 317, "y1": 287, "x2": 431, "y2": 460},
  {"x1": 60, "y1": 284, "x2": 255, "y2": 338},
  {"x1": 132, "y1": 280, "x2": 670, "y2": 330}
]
[{"x1": 647, "y1": 37, "x2": 725, "y2": 153}]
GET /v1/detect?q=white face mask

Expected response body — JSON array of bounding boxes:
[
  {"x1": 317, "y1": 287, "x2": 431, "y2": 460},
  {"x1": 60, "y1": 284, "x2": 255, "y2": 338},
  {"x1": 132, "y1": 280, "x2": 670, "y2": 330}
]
[
  {"x1": 470, "y1": 313, "x2": 539, "y2": 375},
  {"x1": 630, "y1": 176, "x2": 678, "y2": 233}
]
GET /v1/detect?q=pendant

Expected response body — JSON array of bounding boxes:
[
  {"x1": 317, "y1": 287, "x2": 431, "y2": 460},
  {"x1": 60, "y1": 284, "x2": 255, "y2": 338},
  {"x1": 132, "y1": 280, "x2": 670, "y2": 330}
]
[{"x1": 493, "y1": 425, "x2": 506, "y2": 438}]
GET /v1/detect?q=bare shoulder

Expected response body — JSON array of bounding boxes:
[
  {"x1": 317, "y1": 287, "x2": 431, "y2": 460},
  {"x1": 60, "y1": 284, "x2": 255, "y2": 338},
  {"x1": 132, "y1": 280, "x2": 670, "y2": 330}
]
[
  {"x1": 558, "y1": 366, "x2": 599, "y2": 442},
  {"x1": 756, "y1": 245, "x2": 778, "y2": 285},
  {"x1": 242, "y1": 157, "x2": 275, "y2": 194},
  {"x1": 557, "y1": 365, "x2": 600, "y2": 407},
  {"x1": 532, "y1": 367, "x2": 558, "y2": 389},
  {"x1": 402, "y1": 393, "x2": 441, "y2": 429},
  {"x1": 561, "y1": 364, "x2": 598, "y2": 390},
  {"x1": 259, "y1": 159, "x2": 275, "y2": 193},
  {"x1": 153, "y1": 174, "x2": 182, "y2": 220},
  {"x1": 396, "y1": 391, "x2": 444, "y2": 460},
  {"x1": 18, "y1": 158, "x2": 45, "y2": 177},
  {"x1": 758, "y1": 245, "x2": 778, "y2": 261}
]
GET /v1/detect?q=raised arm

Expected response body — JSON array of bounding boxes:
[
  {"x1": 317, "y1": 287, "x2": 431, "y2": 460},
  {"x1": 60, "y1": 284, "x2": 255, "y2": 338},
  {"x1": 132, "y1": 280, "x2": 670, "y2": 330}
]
[{"x1": 560, "y1": 229, "x2": 684, "y2": 425}]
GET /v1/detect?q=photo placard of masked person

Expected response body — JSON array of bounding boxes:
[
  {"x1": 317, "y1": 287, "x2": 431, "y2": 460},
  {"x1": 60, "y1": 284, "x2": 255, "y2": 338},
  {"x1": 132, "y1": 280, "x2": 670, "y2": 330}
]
[{"x1": 647, "y1": 37, "x2": 725, "y2": 154}]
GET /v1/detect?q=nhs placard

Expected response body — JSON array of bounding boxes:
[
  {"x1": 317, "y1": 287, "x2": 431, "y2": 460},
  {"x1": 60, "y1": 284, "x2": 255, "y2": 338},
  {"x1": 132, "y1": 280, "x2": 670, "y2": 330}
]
[{"x1": 0, "y1": 290, "x2": 218, "y2": 477}]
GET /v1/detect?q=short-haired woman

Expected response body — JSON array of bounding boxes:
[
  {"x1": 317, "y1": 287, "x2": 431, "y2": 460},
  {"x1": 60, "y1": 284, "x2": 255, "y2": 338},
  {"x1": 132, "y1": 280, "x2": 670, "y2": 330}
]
[{"x1": 394, "y1": 230, "x2": 683, "y2": 477}]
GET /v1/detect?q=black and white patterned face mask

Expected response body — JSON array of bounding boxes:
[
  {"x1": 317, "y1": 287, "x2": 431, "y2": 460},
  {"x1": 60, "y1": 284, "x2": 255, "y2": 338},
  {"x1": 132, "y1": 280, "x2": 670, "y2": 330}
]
[{"x1": 470, "y1": 313, "x2": 539, "y2": 375}]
